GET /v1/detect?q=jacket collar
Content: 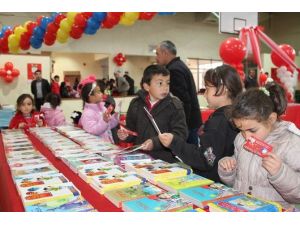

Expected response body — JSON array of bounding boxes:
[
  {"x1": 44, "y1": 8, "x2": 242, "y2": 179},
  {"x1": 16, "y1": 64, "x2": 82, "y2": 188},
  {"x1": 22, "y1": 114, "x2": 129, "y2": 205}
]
[
  {"x1": 166, "y1": 56, "x2": 181, "y2": 67},
  {"x1": 84, "y1": 102, "x2": 104, "y2": 111}
]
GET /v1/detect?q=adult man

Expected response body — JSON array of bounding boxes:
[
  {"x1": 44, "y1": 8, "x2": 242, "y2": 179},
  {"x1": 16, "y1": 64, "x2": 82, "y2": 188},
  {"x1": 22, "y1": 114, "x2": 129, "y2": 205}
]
[
  {"x1": 114, "y1": 70, "x2": 130, "y2": 96},
  {"x1": 244, "y1": 69, "x2": 259, "y2": 89},
  {"x1": 156, "y1": 40, "x2": 202, "y2": 145},
  {"x1": 123, "y1": 71, "x2": 135, "y2": 95},
  {"x1": 31, "y1": 70, "x2": 51, "y2": 111}
]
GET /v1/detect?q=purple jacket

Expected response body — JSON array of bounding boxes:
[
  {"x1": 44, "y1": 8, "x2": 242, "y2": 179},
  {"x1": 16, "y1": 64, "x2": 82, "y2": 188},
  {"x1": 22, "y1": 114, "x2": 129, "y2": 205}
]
[
  {"x1": 40, "y1": 103, "x2": 66, "y2": 127},
  {"x1": 79, "y1": 102, "x2": 119, "y2": 142}
]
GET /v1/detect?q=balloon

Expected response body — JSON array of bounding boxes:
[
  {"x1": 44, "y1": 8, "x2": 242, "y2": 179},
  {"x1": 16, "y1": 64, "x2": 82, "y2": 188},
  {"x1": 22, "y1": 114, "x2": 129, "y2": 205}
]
[
  {"x1": 0, "y1": 68, "x2": 6, "y2": 77},
  {"x1": 47, "y1": 22, "x2": 59, "y2": 34},
  {"x1": 4, "y1": 75, "x2": 14, "y2": 83},
  {"x1": 40, "y1": 17, "x2": 52, "y2": 30},
  {"x1": 33, "y1": 27, "x2": 45, "y2": 39},
  {"x1": 19, "y1": 33, "x2": 31, "y2": 50},
  {"x1": 119, "y1": 16, "x2": 135, "y2": 26},
  {"x1": 54, "y1": 13, "x2": 66, "y2": 26},
  {"x1": 219, "y1": 37, "x2": 246, "y2": 65},
  {"x1": 8, "y1": 34, "x2": 19, "y2": 48},
  {"x1": 30, "y1": 36, "x2": 43, "y2": 49},
  {"x1": 67, "y1": 12, "x2": 77, "y2": 25},
  {"x1": 82, "y1": 12, "x2": 93, "y2": 19},
  {"x1": 271, "y1": 44, "x2": 296, "y2": 68},
  {"x1": 139, "y1": 12, "x2": 156, "y2": 20},
  {"x1": 4, "y1": 62, "x2": 13, "y2": 71},
  {"x1": 36, "y1": 16, "x2": 44, "y2": 26},
  {"x1": 70, "y1": 25, "x2": 84, "y2": 39},
  {"x1": 14, "y1": 26, "x2": 27, "y2": 39},
  {"x1": 25, "y1": 21, "x2": 37, "y2": 34},
  {"x1": 60, "y1": 18, "x2": 72, "y2": 32},
  {"x1": 259, "y1": 73, "x2": 268, "y2": 86},
  {"x1": 11, "y1": 69, "x2": 20, "y2": 77},
  {"x1": 92, "y1": 12, "x2": 107, "y2": 22},
  {"x1": 74, "y1": 13, "x2": 87, "y2": 28},
  {"x1": 57, "y1": 29, "x2": 69, "y2": 40},
  {"x1": 87, "y1": 17, "x2": 100, "y2": 30}
]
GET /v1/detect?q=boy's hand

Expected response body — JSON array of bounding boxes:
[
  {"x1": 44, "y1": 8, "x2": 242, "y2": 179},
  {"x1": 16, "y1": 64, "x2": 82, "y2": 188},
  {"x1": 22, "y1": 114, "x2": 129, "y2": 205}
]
[
  {"x1": 117, "y1": 129, "x2": 128, "y2": 141},
  {"x1": 262, "y1": 152, "x2": 282, "y2": 176},
  {"x1": 158, "y1": 133, "x2": 173, "y2": 148},
  {"x1": 18, "y1": 122, "x2": 26, "y2": 129},
  {"x1": 219, "y1": 157, "x2": 237, "y2": 172},
  {"x1": 141, "y1": 139, "x2": 153, "y2": 151}
]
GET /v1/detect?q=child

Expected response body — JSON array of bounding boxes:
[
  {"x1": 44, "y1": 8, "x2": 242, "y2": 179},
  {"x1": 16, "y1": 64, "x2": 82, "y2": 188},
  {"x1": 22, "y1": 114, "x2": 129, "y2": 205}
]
[
  {"x1": 40, "y1": 93, "x2": 66, "y2": 127},
  {"x1": 51, "y1": 75, "x2": 60, "y2": 95},
  {"x1": 9, "y1": 94, "x2": 46, "y2": 129},
  {"x1": 117, "y1": 65, "x2": 188, "y2": 163},
  {"x1": 78, "y1": 75, "x2": 119, "y2": 142},
  {"x1": 158, "y1": 65, "x2": 243, "y2": 182},
  {"x1": 218, "y1": 81, "x2": 300, "y2": 209}
]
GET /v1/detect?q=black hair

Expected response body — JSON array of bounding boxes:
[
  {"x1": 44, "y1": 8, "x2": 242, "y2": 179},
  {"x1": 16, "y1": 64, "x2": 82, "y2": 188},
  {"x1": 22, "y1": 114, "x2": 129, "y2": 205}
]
[
  {"x1": 54, "y1": 75, "x2": 59, "y2": 79},
  {"x1": 230, "y1": 82, "x2": 287, "y2": 122},
  {"x1": 16, "y1": 94, "x2": 35, "y2": 113},
  {"x1": 204, "y1": 64, "x2": 243, "y2": 101},
  {"x1": 81, "y1": 83, "x2": 94, "y2": 104},
  {"x1": 96, "y1": 79, "x2": 107, "y2": 93},
  {"x1": 140, "y1": 64, "x2": 170, "y2": 88},
  {"x1": 45, "y1": 93, "x2": 61, "y2": 109}
]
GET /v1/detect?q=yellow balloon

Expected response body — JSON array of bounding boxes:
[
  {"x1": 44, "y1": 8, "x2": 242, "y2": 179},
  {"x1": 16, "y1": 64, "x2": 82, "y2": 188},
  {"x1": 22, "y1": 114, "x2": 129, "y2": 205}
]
[
  {"x1": 67, "y1": 12, "x2": 77, "y2": 25},
  {"x1": 9, "y1": 45, "x2": 20, "y2": 54},
  {"x1": 56, "y1": 29, "x2": 69, "y2": 43},
  {"x1": 119, "y1": 17, "x2": 135, "y2": 26},
  {"x1": 8, "y1": 34, "x2": 20, "y2": 48},
  {"x1": 60, "y1": 18, "x2": 72, "y2": 32},
  {"x1": 124, "y1": 12, "x2": 139, "y2": 21},
  {"x1": 14, "y1": 26, "x2": 27, "y2": 39}
]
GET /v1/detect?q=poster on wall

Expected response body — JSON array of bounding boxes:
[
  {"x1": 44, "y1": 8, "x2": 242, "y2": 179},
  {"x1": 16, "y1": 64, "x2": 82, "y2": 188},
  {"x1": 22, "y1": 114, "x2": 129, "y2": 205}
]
[{"x1": 27, "y1": 63, "x2": 42, "y2": 80}]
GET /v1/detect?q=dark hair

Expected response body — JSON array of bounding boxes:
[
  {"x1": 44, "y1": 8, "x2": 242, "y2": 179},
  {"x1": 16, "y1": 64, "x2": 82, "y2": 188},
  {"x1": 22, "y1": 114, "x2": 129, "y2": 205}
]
[
  {"x1": 45, "y1": 93, "x2": 61, "y2": 109},
  {"x1": 16, "y1": 94, "x2": 35, "y2": 113},
  {"x1": 230, "y1": 82, "x2": 287, "y2": 122},
  {"x1": 81, "y1": 83, "x2": 94, "y2": 104},
  {"x1": 204, "y1": 64, "x2": 243, "y2": 101},
  {"x1": 54, "y1": 75, "x2": 59, "y2": 79},
  {"x1": 34, "y1": 69, "x2": 41, "y2": 74},
  {"x1": 160, "y1": 40, "x2": 177, "y2": 55},
  {"x1": 96, "y1": 79, "x2": 107, "y2": 93},
  {"x1": 140, "y1": 65, "x2": 170, "y2": 88}
]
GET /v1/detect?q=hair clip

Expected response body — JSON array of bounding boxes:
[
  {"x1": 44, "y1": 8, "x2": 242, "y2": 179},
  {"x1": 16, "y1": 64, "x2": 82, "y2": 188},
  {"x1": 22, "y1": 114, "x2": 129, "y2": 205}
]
[{"x1": 259, "y1": 87, "x2": 270, "y2": 96}]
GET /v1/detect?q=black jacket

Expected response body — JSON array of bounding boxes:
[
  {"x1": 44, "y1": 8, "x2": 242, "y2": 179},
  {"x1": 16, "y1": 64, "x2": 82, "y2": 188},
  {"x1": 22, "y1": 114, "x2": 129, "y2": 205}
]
[
  {"x1": 169, "y1": 106, "x2": 238, "y2": 182},
  {"x1": 31, "y1": 79, "x2": 51, "y2": 99},
  {"x1": 125, "y1": 89, "x2": 188, "y2": 163},
  {"x1": 166, "y1": 57, "x2": 202, "y2": 129}
]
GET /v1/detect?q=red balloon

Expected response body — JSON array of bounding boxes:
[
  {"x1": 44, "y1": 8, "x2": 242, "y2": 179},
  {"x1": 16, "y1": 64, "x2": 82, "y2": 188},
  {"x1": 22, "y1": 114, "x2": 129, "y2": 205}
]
[
  {"x1": 4, "y1": 29, "x2": 13, "y2": 38},
  {"x1": 4, "y1": 62, "x2": 14, "y2": 71},
  {"x1": 20, "y1": 33, "x2": 31, "y2": 50},
  {"x1": 47, "y1": 22, "x2": 59, "y2": 34},
  {"x1": 259, "y1": 73, "x2": 268, "y2": 86},
  {"x1": 44, "y1": 32, "x2": 56, "y2": 42},
  {"x1": 82, "y1": 12, "x2": 93, "y2": 19},
  {"x1": 70, "y1": 25, "x2": 84, "y2": 39},
  {"x1": 219, "y1": 37, "x2": 246, "y2": 65},
  {"x1": 36, "y1": 16, "x2": 44, "y2": 26},
  {"x1": 74, "y1": 13, "x2": 87, "y2": 28},
  {"x1": 139, "y1": 12, "x2": 156, "y2": 20},
  {"x1": 0, "y1": 68, "x2": 6, "y2": 77},
  {"x1": 26, "y1": 22, "x2": 37, "y2": 34},
  {"x1": 54, "y1": 14, "x2": 66, "y2": 26},
  {"x1": 271, "y1": 44, "x2": 296, "y2": 68},
  {"x1": 4, "y1": 75, "x2": 14, "y2": 83},
  {"x1": 11, "y1": 69, "x2": 20, "y2": 77}
]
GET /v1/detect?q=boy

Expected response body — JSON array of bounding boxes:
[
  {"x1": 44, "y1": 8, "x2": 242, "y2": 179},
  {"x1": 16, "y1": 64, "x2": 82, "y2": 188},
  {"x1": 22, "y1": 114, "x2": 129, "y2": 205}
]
[{"x1": 117, "y1": 65, "x2": 188, "y2": 163}]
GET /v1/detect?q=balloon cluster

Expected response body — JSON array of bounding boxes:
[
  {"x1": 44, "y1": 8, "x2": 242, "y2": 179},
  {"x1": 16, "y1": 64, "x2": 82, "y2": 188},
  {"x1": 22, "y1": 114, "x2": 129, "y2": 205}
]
[
  {"x1": 219, "y1": 37, "x2": 246, "y2": 80},
  {"x1": 0, "y1": 62, "x2": 20, "y2": 83},
  {"x1": 0, "y1": 12, "x2": 174, "y2": 53},
  {"x1": 113, "y1": 53, "x2": 126, "y2": 66}
]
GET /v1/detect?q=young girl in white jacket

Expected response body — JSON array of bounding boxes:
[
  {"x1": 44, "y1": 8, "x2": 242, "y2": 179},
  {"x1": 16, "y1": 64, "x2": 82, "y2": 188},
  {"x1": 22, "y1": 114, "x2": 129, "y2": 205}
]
[{"x1": 218, "y1": 81, "x2": 300, "y2": 210}]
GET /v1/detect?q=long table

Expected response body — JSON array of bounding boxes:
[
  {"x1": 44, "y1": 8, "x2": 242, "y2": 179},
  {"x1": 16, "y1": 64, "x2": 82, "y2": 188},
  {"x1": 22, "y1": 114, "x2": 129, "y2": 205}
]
[{"x1": 0, "y1": 132, "x2": 121, "y2": 212}]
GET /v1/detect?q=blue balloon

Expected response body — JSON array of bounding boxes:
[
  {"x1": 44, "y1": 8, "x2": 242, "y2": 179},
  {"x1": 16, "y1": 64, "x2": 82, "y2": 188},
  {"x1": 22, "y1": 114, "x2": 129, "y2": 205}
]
[
  {"x1": 158, "y1": 12, "x2": 176, "y2": 16},
  {"x1": 87, "y1": 17, "x2": 100, "y2": 30},
  {"x1": 33, "y1": 27, "x2": 45, "y2": 39},
  {"x1": 40, "y1": 17, "x2": 52, "y2": 30},
  {"x1": 0, "y1": 31, "x2": 3, "y2": 38},
  {"x1": 51, "y1": 12, "x2": 59, "y2": 19},
  {"x1": 84, "y1": 27, "x2": 97, "y2": 35},
  {"x1": 92, "y1": 12, "x2": 107, "y2": 22},
  {"x1": 30, "y1": 36, "x2": 43, "y2": 49}
]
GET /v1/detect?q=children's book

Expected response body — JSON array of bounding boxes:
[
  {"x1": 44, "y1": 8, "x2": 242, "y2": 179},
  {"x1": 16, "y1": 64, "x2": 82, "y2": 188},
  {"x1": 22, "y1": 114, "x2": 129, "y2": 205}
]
[
  {"x1": 24, "y1": 196, "x2": 96, "y2": 212},
  {"x1": 11, "y1": 164, "x2": 58, "y2": 177},
  {"x1": 122, "y1": 192, "x2": 193, "y2": 212},
  {"x1": 9, "y1": 158, "x2": 48, "y2": 169},
  {"x1": 114, "y1": 153, "x2": 152, "y2": 166},
  {"x1": 69, "y1": 157, "x2": 113, "y2": 173},
  {"x1": 207, "y1": 194, "x2": 282, "y2": 212},
  {"x1": 78, "y1": 165, "x2": 124, "y2": 183},
  {"x1": 157, "y1": 174, "x2": 214, "y2": 193},
  {"x1": 19, "y1": 182, "x2": 81, "y2": 206},
  {"x1": 104, "y1": 182, "x2": 165, "y2": 208},
  {"x1": 179, "y1": 183, "x2": 241, "y2": 208}
]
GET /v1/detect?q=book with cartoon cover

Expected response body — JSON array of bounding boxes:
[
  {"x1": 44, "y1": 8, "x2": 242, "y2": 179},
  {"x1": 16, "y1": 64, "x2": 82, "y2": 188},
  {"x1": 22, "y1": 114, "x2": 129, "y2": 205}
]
[{"x1": 78, "y1": 165, "x2": 124, "y2": 183}]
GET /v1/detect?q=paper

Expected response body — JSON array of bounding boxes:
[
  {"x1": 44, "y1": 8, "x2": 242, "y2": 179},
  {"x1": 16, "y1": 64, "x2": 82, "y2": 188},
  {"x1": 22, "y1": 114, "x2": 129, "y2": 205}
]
[{"x1": 143, "y1": 107, "x2": 161, "y2": 135}]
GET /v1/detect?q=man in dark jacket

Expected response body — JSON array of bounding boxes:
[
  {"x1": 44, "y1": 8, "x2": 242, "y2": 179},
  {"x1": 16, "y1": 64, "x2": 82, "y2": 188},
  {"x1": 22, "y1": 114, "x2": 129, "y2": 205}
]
[
  {"x1": 123, "y1": 71, "x2": 135, "y2": 95},
  {"x1": 156, "y1": 40, "x2": 202, "y2": 145},
  {"x1": 31, "y1": 70, "x2": 51, "y2": 111}
]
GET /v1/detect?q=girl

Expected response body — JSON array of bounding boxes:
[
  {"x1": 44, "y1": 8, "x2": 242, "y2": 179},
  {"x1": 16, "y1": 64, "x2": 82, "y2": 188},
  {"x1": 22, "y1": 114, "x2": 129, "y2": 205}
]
[
  {"x1": 9, "y1": 94, "x2": 46, "y2": 129},
  {"x1": 78, "y1": 75, "x2": 119, "y2": 142},
  {"x1": 218, "y1": 81, "x2": 300, "y2": 209},
  {"x1": 40, "y1": 93, "x2": 66, "y2": 127},
  {"x1": 159, "y1": 65, "x2": 243, "y2": 182}
]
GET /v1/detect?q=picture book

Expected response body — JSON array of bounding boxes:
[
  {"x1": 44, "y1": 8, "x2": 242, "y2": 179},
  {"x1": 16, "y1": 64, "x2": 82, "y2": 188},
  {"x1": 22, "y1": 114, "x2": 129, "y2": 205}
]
[
  {"x1": 11, "y1": 164, "x2": 58, "y2": 178},
  {"x1": 114, "y1": 153, "x2": 152, "y2": 166},
  {"x1": 25, "y1": 196, "x2": 96, "y2": 212},
  {"x1": 179, "y1": 183, "x2": 241, "y2": 208},
  {"x1": 78, "y1": 165, "x2": 124, "y2": 183},
  {"x1": 122, "y1": 192, "x2": 193, "y2": 212},
  {"x1": 157, "y1": 174, "x2": 214, "y2": 193},
  {"x1": 69, "y1": 157, "x2": 113, "y2": 173},
  {"x1": 9, "y1": 158, "x2": 49, "y2": 170},
  {"x1": 7, "y1": 155, "x2": 46, "y2": 164},
  {"x1": 19, "y1": 182, "x2": 81, "y2": 206},
  {"x1": 207, "y1": 194, "x2": 282, "y2": 212},
  {"x1": 104, "y1": 182, "x2": 165, "y2": 207}
]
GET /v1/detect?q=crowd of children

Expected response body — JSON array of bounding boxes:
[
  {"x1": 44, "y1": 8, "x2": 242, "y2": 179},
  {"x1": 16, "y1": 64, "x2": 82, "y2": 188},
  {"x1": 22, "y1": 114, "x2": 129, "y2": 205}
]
[{"x1": 6, "y1": 63, "x2": 300, "y2": 210}]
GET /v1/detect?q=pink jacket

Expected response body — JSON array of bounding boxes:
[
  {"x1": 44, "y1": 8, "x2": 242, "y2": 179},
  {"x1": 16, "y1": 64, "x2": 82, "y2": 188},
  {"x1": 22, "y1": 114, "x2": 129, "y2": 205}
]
[
  {"x1": 40, "y1": 103, "x2": 66, "y2": 127},
  {"x1": 79, "y1": 102, "x2": 119, "y2": 142}
]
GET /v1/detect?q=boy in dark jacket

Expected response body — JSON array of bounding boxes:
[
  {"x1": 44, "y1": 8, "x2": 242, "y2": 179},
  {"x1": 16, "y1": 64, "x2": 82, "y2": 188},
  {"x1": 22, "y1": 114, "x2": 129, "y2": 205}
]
[{"x1": 118, "y1": 65, "x2": 188, "y2": 163}]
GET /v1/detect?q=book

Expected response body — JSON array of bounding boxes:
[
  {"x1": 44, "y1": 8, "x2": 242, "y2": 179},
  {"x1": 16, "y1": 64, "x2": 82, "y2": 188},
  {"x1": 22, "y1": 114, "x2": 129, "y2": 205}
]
[
  {"x1": 9, "y1": 158, "x2": 48, "y2": 169},
  {"x1": 207, "y1": 194, "x2": 282, "y2": 212},
  {"x1": 19, "y1": 182, "x2": 81, "y2": 206},
  {"x1": 69, "y1": 157, "x2": 113, "y2": 173},
  {"x1": 114, "y1": 153, "x2": 152, "y2": 166},
  {"x1": 122, "y1": 192, "x2": 193, "y2": 212},
  {"x1": 78, "y1": 165, "x2": 124, "y2": 183},
  {"x1": 11, "y1": 164, "x2": 58, "y2": 177},
  {"x1": 104, "y1": 182, "x2": 165, "y2": 207},
  {"x1": 179, "y1": 183, "x2": 241, "y2": 208},
  {"x1": 243, "y1": 136, "x2": 273, "y2": 157},
  {"x1": 24, "y1": 196, "x2": 96, "y2": 212},
  {"x1": 157, "y1": 174, "x2": 214, "y2": 193}
]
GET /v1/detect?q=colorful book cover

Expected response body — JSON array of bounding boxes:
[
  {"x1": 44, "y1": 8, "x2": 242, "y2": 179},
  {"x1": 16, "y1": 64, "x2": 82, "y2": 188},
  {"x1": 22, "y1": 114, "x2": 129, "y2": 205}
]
[
  {"x1": 11, "y1": 164, "x2": 58, "y2": 177},
  {"x1": 19, "y1": 182, "x2": 81, "y2": 206},
  {"x1": 114, "y1": 153, "x2": 152, "y2": 166},
  {"x1": 69, "y1": 157, "x2": 113, "y2": 173},
  {"x1": 104, "y1": 182, "x2": 165, "y2": 207},
  {"x1": 25, "y1": 196, "x2": 95, "y2": 212},
  {"x1": 207, "y1": 194, "x2": 282, "y2": 212},
  {"x1": 157, "y1": 174, "x2": 214, "y2": 193},
  {"x1": 9, "y1": 158, "x2": 48, "y2": 169},
  {"x1": 122, "y1": 192, "x2": 193, "y2": 212},
  {"x1": 179, "y1": 183, "x2": 240, "y2": 208},
  {"x1": 78, "y1": 165, "x2": 124, "y2": 183}
]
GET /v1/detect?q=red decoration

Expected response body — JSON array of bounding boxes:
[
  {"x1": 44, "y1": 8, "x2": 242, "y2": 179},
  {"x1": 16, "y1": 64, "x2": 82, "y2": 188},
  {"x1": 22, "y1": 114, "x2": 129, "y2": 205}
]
[
  {"x1": 219, "y1": 37, "x2": 246, "y2": 65},
  {"x1": 113, "y1": 53, "x2": 126, "y2": 66},
  {"x1": 0, "y1": 62, "x2": 20, "y2": 83},
  {"x1": 271, "y1": 44, "x2": 296, "y2": 68},
  {"x1": 259, "y1": 73, "x2": 268, "y2": 86}
]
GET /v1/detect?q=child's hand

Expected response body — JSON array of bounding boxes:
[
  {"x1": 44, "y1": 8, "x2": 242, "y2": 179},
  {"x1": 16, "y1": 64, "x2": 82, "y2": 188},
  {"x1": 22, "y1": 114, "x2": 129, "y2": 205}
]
[
  {"x1": 117, "y1": 129, "x2": 128, "y2": 140},
  {"x1": 158, "y1": 133, "x2": 174, "y2": 148},
  {"x1": 37, "y1": 119, "x2": 44, "y2": 127},
  {"x1": 18, "y1": 122, "x2": 26, "y2": 129},
  {"x1": 262, "y1": 152, "x2": 282, "y2": 176},
  {"x1": 141, "y1": 139, "x2": 153, "y2": 151},
  {"x1": 219, "y1": 157, "x2": 237, "y2": 172},
  {"x1": 103, "y1": 112, "x2": 111, "y2": 123}
]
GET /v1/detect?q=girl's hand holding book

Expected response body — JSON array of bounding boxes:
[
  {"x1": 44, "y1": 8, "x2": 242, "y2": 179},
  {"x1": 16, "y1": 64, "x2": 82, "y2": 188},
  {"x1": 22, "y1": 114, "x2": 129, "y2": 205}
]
[
  {"x1": 262, "y1": 152, "x2": 282, "y2": 176},
  {"x1": 158, "y1": 133, "x2": 173, "y2": 148}
]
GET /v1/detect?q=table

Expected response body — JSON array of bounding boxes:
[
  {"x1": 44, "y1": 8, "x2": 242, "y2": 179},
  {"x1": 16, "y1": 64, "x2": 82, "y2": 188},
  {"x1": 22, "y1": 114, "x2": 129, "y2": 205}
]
[{"x1": 0, "y1": 132, "x2": 122, "y2": 212}]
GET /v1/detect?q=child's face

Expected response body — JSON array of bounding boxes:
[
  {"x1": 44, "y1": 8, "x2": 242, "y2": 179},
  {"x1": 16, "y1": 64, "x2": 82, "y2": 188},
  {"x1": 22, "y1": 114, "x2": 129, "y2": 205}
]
[
  {"x1": 88, "y1": 86, "x2": 103, "y2": 103},
  {"x1": 233, "y1": 114, "x2": 276, "y2": 141},
  {"x1": 19, "y1": 97, "x2": 33, "y2": 115},
  {"x1": 143, "y1": 74, "x2": 170, "y2": 101},
  {"x1": 204, "y1": 82, "x2": 227, "y2": 109}
]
